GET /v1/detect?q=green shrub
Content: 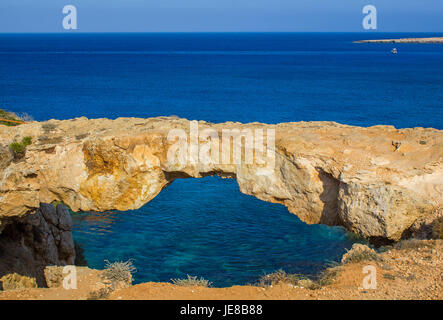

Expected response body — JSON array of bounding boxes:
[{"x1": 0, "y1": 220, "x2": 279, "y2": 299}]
[
  {"x1": 171, "y1": 275, "x2": 212, "y2": 287},
  {"x1": 9, "y1": 136, "x2": 32, "y2": 159},
  {"x1": 9, "y1": 142, "x2": 26, "y2": 155},
  {"x1": 22, "y1": 136, "x2": 32, "y2": 145}
]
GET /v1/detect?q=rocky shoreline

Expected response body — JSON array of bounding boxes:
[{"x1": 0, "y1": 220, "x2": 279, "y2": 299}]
[
  {"x1": 0, "y1": 117, "x2": 442, "y2": 298},
  {"x1": 354, "y1": 37, "x2": 443, "y2": 44},
  {"x1": 0, "y1": 239, "x2": 441, "y2": 300},
  {"x1": 1, "y1": 117, "x2": 442, "y2": 240}
]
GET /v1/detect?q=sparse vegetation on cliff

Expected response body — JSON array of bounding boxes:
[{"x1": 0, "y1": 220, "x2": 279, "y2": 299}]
[
  {"x1": 171, "y1": 275, "x2": 212, "y2": 287},
  {"x1": 9, "y1": 136, "x2": 32, "y2": 160},
  {"x1": 86, "y1": 259, "x2": 136, "y2": 299},
  {"x1": 103, "y1": 259, "x2": 136, "y2": 285},
  {"x1": 41, "y1": 122, "x2": 57, "y2": 133},
  {"x1": 0, "y1": 109, "x2": 21, "y2": 126},
  {"x1": 256, "y1": 265, "x2": 342, "y2": 290},
  {"x1": 0, "y1": 239, "x2": 441, "y2": 299},
  {"x1": 394, "y1": 238, "x2": 436, "y2": 250},
  {"x1": 341, "y1": 243, "x2": 382, "y2": 264},
  {"x1": 256, "y1": 269, "x2": 308, "y2": 287},
  {"x1": 311, "y1": 265, "x2": 342, "y2": 289},
  {"x1": 0, "y1": 109, "x2": 32, "y2": 126},
  {"x1": 16, "y1": 113, "x2": 34, "y2": 122}
]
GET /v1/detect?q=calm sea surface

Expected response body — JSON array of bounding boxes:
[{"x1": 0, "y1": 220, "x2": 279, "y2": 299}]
[{"x1": 1, "y1": 33, "x2": 442, "y2": 286}]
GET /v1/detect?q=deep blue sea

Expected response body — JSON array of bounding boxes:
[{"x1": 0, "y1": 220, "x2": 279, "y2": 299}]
[{"x1": 1, "y1": 33, "x2": 442, "y2": 286}]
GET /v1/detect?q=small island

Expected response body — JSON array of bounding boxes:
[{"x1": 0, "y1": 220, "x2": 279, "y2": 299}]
[{"x1": 354, "y1": 37, "x2": 443, "y2": 44}]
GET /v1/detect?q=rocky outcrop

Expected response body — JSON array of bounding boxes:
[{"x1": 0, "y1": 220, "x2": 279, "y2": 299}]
[
  {"x1": 354, "y1": 37, "x2": 443, "y2": 44},
  {"x1": 0, "y1": 117, "x2": 442, "y2": 245},
  {"x1": 0, "y1": 273, "x2": 37, "y2": 290},
  {"x1": 0, "y1": 203, "x2": 75, "y2": 286}
]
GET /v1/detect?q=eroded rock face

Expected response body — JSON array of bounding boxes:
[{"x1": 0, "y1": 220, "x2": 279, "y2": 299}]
[
  {"x1": 0, "y1": 117, "x2": 442, "y2": 242},
  {"x1": 0, "y1": 203, "x2": 75, "y2": 286}
]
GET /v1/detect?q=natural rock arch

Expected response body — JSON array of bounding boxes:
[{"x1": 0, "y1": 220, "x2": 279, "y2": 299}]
[{"x1": 0, "y1": 117, "x2": 442, "y2": 243}]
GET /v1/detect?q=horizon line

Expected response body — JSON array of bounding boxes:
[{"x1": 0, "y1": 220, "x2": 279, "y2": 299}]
[{"x1": 1, "y1": 31, "x2": 443, "y2": 34}]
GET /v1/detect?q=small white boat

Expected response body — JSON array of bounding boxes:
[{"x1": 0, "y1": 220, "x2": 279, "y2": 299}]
[{"x1": 391, "y1": 48, "x2": 398, "y2": 54}]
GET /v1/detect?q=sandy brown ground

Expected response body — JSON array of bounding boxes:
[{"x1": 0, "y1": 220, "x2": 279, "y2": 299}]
[{"x1": 0, "y1": 240, "x2": 441, "y2": 300}]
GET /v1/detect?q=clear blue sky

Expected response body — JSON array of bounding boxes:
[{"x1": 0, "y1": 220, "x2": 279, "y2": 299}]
[{"x1": 1, "y1": 0, "x2": 442, "y2": 32}]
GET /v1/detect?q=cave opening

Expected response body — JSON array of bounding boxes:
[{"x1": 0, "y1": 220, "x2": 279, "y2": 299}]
[{"x1": 71, "y1": 175, "x2": 362, "y2": 287}]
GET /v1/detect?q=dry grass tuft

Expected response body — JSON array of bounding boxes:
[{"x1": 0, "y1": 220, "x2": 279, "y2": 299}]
[
  {"x1": 171, "y1": 275, "x2": 212, "y2": 287},
  {"x1": 394, "y1": 239, "x2": 436, "y2": 250},
  {"x1": 102, "y1": 259, "x2": 136, "y2": 284},
  {"x1": 87, "y1": 288, "x2": 110, "y2": 300},
  {"x1": 16, "y1": 112, "x2": 34, "y2": 122},
  {"x1": 312, "y1": 266, "x2": 342, "y2": 289},
  {"x1": 256, "y1": 269, "x2": 308, "y2": 287},
  {"x1": 0, "y1": 109, "x2": 23, "y2": 126},
  {"x1": 41, "y1": 122, "x2": 58, "y2": 133},
  {"x1": 341, "y1": 243, "x2": 381, "y2": 264},
  {"x1": 0, "y1": 273, "x2": 37, "y2": 290}
]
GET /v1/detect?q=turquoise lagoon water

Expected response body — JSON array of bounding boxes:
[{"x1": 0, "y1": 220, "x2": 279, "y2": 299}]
[{"x1": 71, "y1": 176, "x2": 358, "y2": 287}]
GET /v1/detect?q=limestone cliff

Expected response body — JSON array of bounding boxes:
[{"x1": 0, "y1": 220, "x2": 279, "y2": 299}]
[{"x1": 0, "y1": 117, "x2": 442, "y2": 245}]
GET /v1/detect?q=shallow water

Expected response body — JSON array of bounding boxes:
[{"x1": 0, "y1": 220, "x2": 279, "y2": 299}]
[{"x1": 72, "y1": 176, "x2": 358, "y2": 287}]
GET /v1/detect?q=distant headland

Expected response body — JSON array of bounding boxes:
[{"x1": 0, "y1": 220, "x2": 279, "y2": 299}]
[{"x1": 354, "y1": 37, "x2": 443, "y2": 44}]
